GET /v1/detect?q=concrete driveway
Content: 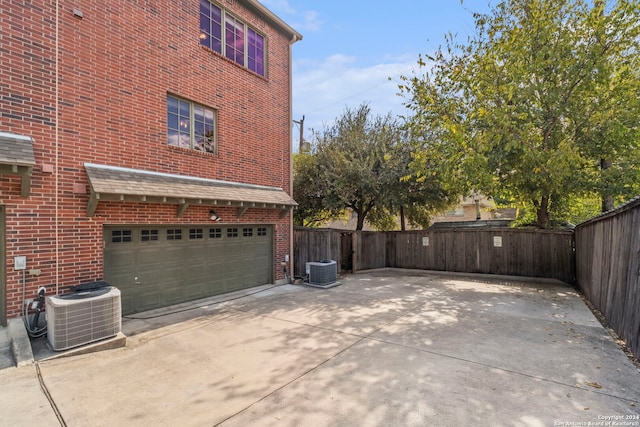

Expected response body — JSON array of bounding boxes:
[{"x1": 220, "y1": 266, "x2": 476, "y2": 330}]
[{"x1": 1, "y1": 270, "x2": 639, "y2": 426}]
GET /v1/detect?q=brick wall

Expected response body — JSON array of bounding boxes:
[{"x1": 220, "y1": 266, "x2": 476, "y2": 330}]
[{"x1": 1, "y1": 0, "x2": 296, "y2": 318}]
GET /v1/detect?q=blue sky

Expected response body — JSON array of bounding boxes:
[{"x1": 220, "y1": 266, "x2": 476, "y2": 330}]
[{"x1": 260, "y1": 0, "x2": 494, "y2": 145}]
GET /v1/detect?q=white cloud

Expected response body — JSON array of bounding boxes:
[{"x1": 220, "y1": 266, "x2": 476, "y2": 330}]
[
  {"x1": 299, "y1": 10, "x2": 322, "y2": 32},
  {"x1": 260, "y1": 0, "x2": 322, "y2": 32},
  {"x1": 292, "y1": 55, "x2": 418, "y2": 139}
]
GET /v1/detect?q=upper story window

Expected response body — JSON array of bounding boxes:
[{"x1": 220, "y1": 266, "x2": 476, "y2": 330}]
[
  {"x1": 199, "y1": 0, "x2": 266, "y2": 76},
  {"x1": 167, "y1": 95, "x2": 217, "y2": 154}
]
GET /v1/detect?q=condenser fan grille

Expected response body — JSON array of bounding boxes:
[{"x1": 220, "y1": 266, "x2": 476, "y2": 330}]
[
  {"x1": 46, "y1": 287, "x2": 121, "y2": 351},
  {"x1": 306, "y1": 260, "x2": 339, "y2": 288}
]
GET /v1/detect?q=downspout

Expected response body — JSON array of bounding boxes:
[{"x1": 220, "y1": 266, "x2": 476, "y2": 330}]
[
  {"x1": 288, "y1": 33, "x2": 299, "y2": 282},
  {"x1": 55, "y1": 0, "x2": 60, "y2": 295}
]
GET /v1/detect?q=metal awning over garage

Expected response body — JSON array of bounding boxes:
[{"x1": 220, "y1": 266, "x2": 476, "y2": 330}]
[
  {"x1": 84, "y1": 163, "x2": 297, "y2": 218},
  {"x1": 0, "y1": 132, "x2": 36, "y2": 197}
]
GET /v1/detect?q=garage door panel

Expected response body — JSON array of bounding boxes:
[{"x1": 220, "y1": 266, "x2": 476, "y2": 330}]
[
  {"x1": 104, "y1": 225, "x2": 273, "y2": 315},
  {"x1": 134, "y1": 289, "x2": 164, "y2": 312},
  {"x1": 105, "y1": 251, "x2": 136, "y2": 272},
  {"x1": 206, "y1": 279, "x2": 226, "y2": 295},
  {"x1": 120, "y1": 294, "x2": 135, "y2": 315},
  {"x1": 163, "y1": 284, "x2": 187, "y2": 306},
  {"x1": 224, "y1": 279, "x2": 242, "y2": 292},
  {"x1": 186, "y1": 243, "x2": 208, "y2": 258},
  {"x1": 185, "y1": 282, "x2": 208, "y2": 300}
]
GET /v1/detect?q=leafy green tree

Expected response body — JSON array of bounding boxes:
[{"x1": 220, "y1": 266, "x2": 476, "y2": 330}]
[
  {"x1": 312, "y1": 104, "x2": 402, "y2": 231},
  {"x1": 299, "y1": 103, "x2": 454, "y2": 231},
  {"x1": 400, "y1": 0, "x2": 640, "y2": 228},
  {"x1": 373, "y1": 141, "x2": 457, "y2": 230},
  {"x1": 575, "y1": 0, "x2": 640, "y2": 209},
  {"x1": 292, "y1": 152, "x2": 340, "y2": 227}
]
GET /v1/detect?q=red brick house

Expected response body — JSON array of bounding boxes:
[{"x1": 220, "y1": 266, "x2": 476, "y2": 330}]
[{"x1": 0, "y1": 0, "x2": 301, "y2": 323}]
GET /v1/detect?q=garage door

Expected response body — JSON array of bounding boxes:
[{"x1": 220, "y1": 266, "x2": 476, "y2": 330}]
[{"x1": 104, "y1": 225, "x2": 272, "y2": 315}]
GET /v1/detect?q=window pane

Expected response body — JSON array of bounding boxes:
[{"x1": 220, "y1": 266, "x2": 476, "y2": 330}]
[
  {"x1": 212, "y1": 20, "x2": 221, "y2": 39},
  {"x1": 167, "y1": 95, "x2": 178, "y2": 113},
  {"x1": 211, "y1": 5, "x2": 222, "y2": 52},
  {"x1": 178, "y1": 131, "x2": 190, "y2": 149},
  {"x1": 225, "y1": 26, "x2": 235, "y2": 61},
  {"x1": 200, "y1": 0, "x2": 222, "y2": 53},
  {"x1": 167, "y1": 112, "x2": 178, "y2": 130},
  {"x1": 200, "y1": 0, "x2": 209, "y2": 16},
  {"x1": 211, "y1": 6, "x2": 222, "y2": 25},
  {"x1": 199, "y1": 13, "x2": 210, "y2": 46},
  {"x1": 168, "y1": 96, "x2": 181, "y2": 147},
  {"x1": 179, "y1": 99, "x2": 190, "y2": 117},
  {"x1": 225, "y1": 15, "x2": 244, "y2": 65},
  {"x1": 167, "y1": 128, "x2": 179, "y2": 147},
  {"x1": 195, "y1": 121, "x2": 205, "y2": 138},
  {"x1": 179, "y1": 118, "x2": 189, "y2": 132},
  {"x1": 247, "y1": 29, "x2": 264, "y2": 75},
  {"x1": 194, "y1": 105, "x2": 204, "y2": 122},
  {"x1": 194, "y1": 106, "x2": 215, "y2": 153},
  {"x1": 178, "y1": 100, "x2": 190, "y2": 148},
  {"x1": 204, "y1": 109, "x2": 215, "y2": 152},
  {"x1": 194, "y1": 121, "x2": 205, "y2": 151}
]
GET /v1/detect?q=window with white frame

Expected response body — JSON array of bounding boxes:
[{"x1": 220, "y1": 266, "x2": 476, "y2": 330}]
[
  {"x1": 167, "y1": 95, "x2": 217, "y2": 154},
  {"x1": 199, "y1": 0, "x2": 266, "y2": 76}
]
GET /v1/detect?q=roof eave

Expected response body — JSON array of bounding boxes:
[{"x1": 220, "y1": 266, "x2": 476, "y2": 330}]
[{"x1": 242, "y1": 0, "x2": 302, "y2": 42}]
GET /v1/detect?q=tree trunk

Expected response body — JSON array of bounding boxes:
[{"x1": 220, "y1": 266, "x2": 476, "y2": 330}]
[
  {"x1": 400, "y1": 205, "x2": 406, "y2": 231},
  {"x1": 356, "y1": 212, "x2": 365, "y2": 231},
  {"x1": 535, "y1": 196, "x2": 550, "y2": 229}
]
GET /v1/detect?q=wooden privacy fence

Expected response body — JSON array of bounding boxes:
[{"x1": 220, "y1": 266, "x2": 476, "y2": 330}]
[
  {"x1": 294, "y1": 227, "x2": 575, "y2": 284},
  {"x1": 360, "y1": 228, "x2": 573, "y2": 283},
  {"x1": 575, "y1": 197, "x2": 640, "y2": 359},
  {"x1": 293, "y1": 228, "x2": 344, "y2": 278}
]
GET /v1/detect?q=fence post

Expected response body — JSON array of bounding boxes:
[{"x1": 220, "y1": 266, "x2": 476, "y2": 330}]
[{"x1": 352, "y1": 232, "x2": 358, "y2": 273}]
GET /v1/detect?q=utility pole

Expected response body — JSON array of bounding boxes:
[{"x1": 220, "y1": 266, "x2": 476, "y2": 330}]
[{"x1": 292, "y1": 115, "x2": 305, "y2": 153}]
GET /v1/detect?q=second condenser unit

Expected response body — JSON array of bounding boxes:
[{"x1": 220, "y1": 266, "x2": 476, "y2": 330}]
[{"x1": 306, "y1": 260, "x2": 339, "y2": 288}]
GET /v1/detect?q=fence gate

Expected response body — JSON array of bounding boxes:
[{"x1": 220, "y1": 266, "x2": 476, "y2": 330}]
[{"x1": 340, "y1": 232, "x2": 353, "y2": 273}]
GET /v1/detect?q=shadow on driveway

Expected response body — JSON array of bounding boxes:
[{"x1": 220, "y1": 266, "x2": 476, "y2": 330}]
[{"x1": 11, "y1": 270, "x2": 640, "y2": 426}]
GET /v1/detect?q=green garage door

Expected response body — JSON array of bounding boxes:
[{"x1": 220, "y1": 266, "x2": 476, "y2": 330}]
[{"x1": 104, "y1": 225, "x2": 273, "y2": 315}]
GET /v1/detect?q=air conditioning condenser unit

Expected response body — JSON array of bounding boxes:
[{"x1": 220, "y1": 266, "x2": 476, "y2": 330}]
[
  {"x1": 46, "y1": 287, "x2": 122, "y2": 351},
  {"x1": 306, "y1": 260, "x2": 340, "y2": 289}
]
